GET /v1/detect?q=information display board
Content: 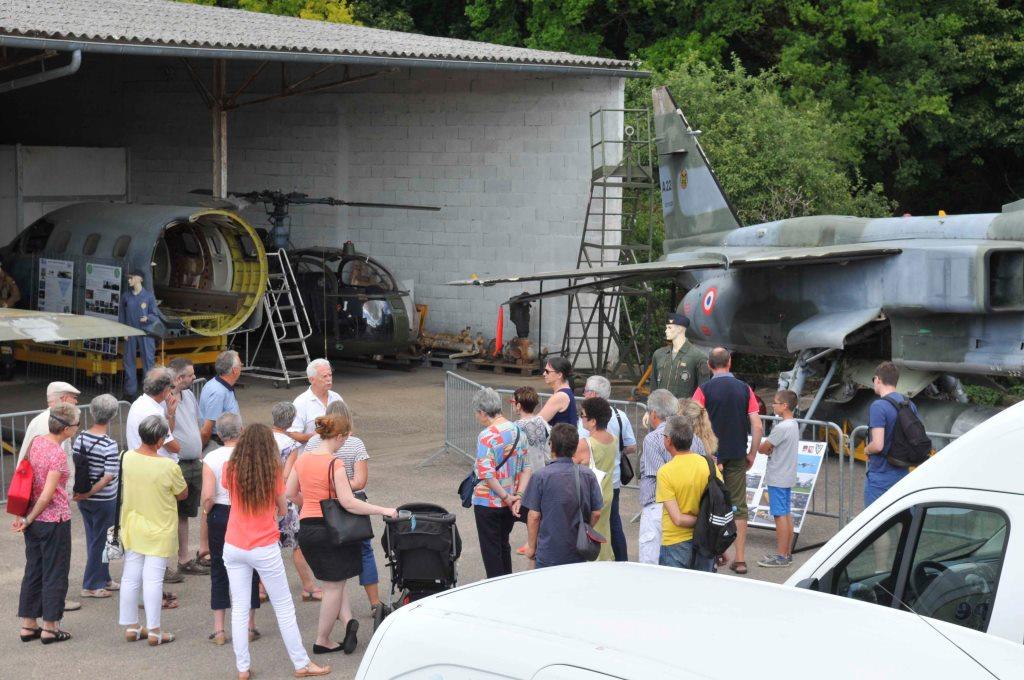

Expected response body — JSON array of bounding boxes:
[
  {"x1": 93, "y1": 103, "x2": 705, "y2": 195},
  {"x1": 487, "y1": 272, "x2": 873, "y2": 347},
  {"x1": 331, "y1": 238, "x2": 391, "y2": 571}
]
[
  {"x1": 37, "y1": 258, "x2": 74, "y2": 314},
  {"x1": 744, "y1": 441, "x2": 825, "y2": 534},
  {"x1": 83, "y1": 262, "x2": 122, "y2": 355}
]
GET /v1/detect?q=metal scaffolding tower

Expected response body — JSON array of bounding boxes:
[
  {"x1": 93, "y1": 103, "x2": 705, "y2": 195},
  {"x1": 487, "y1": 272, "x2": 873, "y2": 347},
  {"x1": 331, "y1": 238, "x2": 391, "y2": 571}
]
[{"x1": 561, "y1": 108, "x2": 657, "y2": 379}]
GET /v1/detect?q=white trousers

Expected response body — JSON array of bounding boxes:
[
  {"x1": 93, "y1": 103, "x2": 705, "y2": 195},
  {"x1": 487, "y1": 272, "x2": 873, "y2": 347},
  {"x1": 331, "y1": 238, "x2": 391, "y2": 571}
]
[
  {"x1": 118, "y1": 550, "x2": 168, "y2": 630},
  {"x1": 224, "y1": 542, "x2": 311, "y2": 673},
  {"x1": 638, "y1": 503, "x2": 663, "y2": 565}
]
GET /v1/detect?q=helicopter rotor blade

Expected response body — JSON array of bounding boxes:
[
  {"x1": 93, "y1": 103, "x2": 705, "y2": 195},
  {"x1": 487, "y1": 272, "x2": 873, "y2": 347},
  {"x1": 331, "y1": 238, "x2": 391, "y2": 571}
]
[{"x1": 337, "y1": 201, "x2": 441, "y2": 211}]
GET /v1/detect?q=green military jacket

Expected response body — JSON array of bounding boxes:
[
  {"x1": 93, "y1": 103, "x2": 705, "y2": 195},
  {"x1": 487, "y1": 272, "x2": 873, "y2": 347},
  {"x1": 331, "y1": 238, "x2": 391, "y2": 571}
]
[{"x1": 651, "y1": 342, "x2": 709, "y2": 398}]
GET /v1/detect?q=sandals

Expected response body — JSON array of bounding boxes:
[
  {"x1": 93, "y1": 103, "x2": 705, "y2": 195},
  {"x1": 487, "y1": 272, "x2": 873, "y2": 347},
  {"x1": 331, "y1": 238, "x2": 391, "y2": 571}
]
[
  {"x1": 41, "y1": 629, "x2": 72, "y2": 645},
  {"x1": 294, "y1": 663, "x2": 331, "y2": 678},
  {"x1": 20, "y1": 626, "x2": 42, "y2": 642},
  {"x1": 148, "y1": 630, "x2": 176, "y2": 646},
  {"x1": 249, "y1": 628, "x2": 261, "y2": 642},
  {"x1": 125, "y1": 627, "x2": 149, "y2": 642},
  {"x1": 196, "y1": 550, "x2": 212, "y2": 569},
  {"x1": 137, "y1": 591, "x2": 179, "y2": 610},
  {"x1": 729, "y1": 561, "x2": 749, "y2": 575},
  {"x1": 715, "y1": 554, "x2": 728, "y2": 568},
  {"x1": 81, "y1": 588, "x2": 112, "y2": 598},
  {"x1": 209, "y1": 630, "x2": 227, "y2": 646},
  {"x1": 301, "y1": 590, "x2": 323, "y2": 602},
  {"x1": 106, "y1": 580, "x2": 120, "y2": 591}
]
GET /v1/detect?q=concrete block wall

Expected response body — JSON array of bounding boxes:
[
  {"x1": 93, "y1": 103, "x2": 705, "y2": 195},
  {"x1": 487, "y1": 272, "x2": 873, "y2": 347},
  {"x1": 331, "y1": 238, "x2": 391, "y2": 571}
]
[{"x1": 0, "y1": 54, "x2": 625, "y2": 351}]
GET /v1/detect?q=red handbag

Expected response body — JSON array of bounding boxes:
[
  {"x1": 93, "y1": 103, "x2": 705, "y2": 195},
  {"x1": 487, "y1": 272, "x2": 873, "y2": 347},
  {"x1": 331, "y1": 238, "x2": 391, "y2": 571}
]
[{"x1": 6, "y1": 458, "x2": 33, "y2": 517}]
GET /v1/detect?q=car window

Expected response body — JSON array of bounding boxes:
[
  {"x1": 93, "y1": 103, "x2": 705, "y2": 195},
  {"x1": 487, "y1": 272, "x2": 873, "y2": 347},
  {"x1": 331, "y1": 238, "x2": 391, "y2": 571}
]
[
  {"x1": 901, "y1": 506, "x2": 1007, "y2": 633},
  {"x1": 832, "y1": 510, "x2": 912, "y2": 607}
]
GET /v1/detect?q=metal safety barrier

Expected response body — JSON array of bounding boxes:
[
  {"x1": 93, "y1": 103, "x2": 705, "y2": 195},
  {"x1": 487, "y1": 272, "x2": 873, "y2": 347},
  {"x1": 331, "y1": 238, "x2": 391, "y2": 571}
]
[
  {"x1": 846, "y1": 425, "x2": 958, "y2": 527},
  {"x1": 423, "y1": 371, "x2": 647, "y2": 469},
  {"x1": 0, "y1": 400, "x2": 132, "y2": 504}
]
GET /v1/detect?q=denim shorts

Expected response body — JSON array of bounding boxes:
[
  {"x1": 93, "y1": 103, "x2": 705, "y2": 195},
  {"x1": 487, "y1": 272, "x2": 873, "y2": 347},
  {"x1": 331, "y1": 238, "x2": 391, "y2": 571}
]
[
  {"x1": 767, "y1": 486, "x2": 791, "y2": 517},
  {"x1": 658, "y1": 539, "x2": 715, "y2": 572}
]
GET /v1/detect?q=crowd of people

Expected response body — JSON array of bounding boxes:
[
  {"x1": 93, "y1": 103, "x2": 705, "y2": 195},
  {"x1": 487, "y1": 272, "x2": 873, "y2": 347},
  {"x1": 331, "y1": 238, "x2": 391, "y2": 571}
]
[
  {"x1": 470, "y1": 326, "x2": 914, "y2": 576},
  {"x1": 12, "y1": 352, "x2": 398, "y2": 679},
  {"x1": 12, "y1": 329, "x2": 920, "y2": 672}
]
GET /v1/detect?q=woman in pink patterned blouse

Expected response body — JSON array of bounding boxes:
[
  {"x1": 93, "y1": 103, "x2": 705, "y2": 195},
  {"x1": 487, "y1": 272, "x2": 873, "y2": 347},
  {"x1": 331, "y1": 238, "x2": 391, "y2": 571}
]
[{"x1": 12, "y1": 402, "x2": 80, "y2": 645}]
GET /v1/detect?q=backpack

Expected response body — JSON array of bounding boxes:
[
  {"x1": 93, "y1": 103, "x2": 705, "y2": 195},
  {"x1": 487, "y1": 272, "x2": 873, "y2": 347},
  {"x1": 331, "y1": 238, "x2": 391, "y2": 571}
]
[
  {"x1": 614, "y1": 410, "x2": 635, "y2": 486},
  {"x1": 882, "y1": 395, "x2": 932, "y2": 468},
  {"x1": 6, "y1": 457, "x2": 33, "y2": 517},
  {"x1": 692, "y1": 455, "x2": 737, "y2": 559},
  {"x1": 72, "y1": 436, "x2": 102, "y2": 495}
]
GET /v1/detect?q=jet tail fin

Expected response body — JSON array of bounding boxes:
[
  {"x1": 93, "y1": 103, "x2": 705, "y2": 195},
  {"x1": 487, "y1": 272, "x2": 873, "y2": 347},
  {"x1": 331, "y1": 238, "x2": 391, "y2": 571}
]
[{"x1": 653, "y1": 87, "x2": 741, "y2": 250}]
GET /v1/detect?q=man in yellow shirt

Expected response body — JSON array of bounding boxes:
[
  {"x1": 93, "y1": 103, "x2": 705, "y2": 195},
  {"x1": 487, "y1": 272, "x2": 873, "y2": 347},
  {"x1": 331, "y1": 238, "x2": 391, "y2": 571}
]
[{"x1": 655, "y1": 416, "x2": 722, "y2": 571}]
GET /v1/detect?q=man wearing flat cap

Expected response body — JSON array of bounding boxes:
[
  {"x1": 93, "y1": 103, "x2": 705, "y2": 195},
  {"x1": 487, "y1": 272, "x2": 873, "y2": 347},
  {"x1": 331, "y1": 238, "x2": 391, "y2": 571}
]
[{"x1": 650, "y1": 312, "x2": 708, "y2": 398}]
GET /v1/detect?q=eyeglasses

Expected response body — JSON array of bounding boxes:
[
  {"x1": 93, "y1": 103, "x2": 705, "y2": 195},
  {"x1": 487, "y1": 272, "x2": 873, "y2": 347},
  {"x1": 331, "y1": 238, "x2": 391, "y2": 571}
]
[{"x1": 542, "y1": 369, "x2": 555, "y2": 374}]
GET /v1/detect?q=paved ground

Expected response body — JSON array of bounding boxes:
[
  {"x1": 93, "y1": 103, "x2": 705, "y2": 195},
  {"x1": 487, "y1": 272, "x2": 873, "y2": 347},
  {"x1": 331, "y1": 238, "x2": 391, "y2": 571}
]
[{"x1": 0, "y1": 365, "x2": 861, "y2": 679}]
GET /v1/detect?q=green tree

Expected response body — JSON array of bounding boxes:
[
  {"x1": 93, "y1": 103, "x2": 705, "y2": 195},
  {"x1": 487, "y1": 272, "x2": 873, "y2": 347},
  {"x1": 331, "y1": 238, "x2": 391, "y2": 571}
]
[{"x1": 177, "y1": 0, "x2": 357, "y2": 23}]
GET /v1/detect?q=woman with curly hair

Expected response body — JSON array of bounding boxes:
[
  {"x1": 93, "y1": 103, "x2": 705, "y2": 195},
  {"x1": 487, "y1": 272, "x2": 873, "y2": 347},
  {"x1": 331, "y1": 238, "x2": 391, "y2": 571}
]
[
  {"x1": 222, "y1": 423, "x2": 329, "y2": 679},
  {"x1": 676, "y1": 398, "x2": 718, "y2": 459}
]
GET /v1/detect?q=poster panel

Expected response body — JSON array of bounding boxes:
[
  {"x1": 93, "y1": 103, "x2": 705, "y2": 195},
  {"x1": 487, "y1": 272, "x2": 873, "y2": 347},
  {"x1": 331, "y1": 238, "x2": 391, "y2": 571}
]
[
  {"x1": 37, "y1": 258, "x2": 74, "y2": 314},
  {"x1": 745, "y1": 440, "x2": 826, "y2": 534},
  {"x1": 83, "y1": 262, "x2": 122, "y2": 355}
]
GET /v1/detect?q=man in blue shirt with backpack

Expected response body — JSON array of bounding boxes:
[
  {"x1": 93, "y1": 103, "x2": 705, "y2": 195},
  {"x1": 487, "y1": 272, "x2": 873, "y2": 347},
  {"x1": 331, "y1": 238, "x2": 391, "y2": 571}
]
[{"x1": 865, "y1": 361, "x2": 925, "y2": 507}]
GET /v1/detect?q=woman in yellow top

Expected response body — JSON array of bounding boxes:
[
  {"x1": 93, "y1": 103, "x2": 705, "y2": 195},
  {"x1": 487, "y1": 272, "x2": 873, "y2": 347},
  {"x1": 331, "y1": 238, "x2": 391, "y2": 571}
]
[
  {"x1": 575, "y1": 397, "x2": 617, "y2": 561},
  {"x1": 118, "y1": 414, "x2": 187, "y2": 646}
]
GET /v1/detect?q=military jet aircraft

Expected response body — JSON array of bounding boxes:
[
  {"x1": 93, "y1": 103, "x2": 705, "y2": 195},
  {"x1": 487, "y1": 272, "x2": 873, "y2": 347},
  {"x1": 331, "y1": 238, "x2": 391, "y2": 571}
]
[{"x1": 454, "y1": 86, "x2": 1022, "y2": 436}]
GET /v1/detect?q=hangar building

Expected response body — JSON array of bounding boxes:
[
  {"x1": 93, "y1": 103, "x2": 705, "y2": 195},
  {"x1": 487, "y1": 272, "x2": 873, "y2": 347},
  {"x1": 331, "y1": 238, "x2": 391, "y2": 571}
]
[{"x1": 0, "y1": 0, "x2": 642, "y2": 352}]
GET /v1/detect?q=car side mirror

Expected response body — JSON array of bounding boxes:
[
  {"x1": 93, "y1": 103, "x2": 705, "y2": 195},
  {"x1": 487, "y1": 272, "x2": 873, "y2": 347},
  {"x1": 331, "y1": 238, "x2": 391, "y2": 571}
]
[{"x1": 794, "y1": 577, "x2": 819, "y2": 591}]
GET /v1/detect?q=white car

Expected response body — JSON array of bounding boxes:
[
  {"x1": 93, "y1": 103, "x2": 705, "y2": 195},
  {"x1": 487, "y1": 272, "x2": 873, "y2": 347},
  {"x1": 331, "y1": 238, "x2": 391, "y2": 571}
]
[
  {"x1": 787, "y1": 398, "x2": 1024, "y2": 643},
  {"x1": 356, "y1": 562, "x2": 1024, "y2": 679}
]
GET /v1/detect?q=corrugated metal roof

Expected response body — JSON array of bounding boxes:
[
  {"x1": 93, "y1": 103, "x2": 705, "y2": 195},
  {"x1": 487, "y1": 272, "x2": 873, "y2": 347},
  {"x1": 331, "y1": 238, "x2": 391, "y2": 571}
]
[{"x1": 0, "y1": 0, "x2": 640, "y2": 75}]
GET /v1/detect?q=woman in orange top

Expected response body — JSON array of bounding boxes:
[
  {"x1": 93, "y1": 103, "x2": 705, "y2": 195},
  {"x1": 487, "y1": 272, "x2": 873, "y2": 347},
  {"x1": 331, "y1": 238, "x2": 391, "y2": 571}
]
[
  {"x1": 222, "y1": 424, "x2": 329, "y2": 680},
  {"x1": 288, "y1": 412, "x2": 396, "y2": 657}
]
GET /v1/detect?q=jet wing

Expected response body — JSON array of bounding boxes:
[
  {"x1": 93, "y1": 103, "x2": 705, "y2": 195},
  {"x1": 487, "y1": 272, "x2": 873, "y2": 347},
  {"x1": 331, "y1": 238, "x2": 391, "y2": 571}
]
[
  {"x1": 0, "y1": 310, "x2": 146, "y2": 343},
  {"x1": 447, "y1": 256, "x2": 726, "y2": 287},
  {"x1": 729, "y1": 244, "x2": 902, "y2": 267}
]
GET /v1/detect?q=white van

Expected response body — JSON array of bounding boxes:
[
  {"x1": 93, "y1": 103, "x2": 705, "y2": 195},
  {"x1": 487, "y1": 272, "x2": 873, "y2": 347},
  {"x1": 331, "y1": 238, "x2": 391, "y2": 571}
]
[
  {"x1": 786, "y1": 399, "x2": 1024, "y2": 643},
  {"x1": 355, "y1": 562, "x2": 1024, "y2": 679}
]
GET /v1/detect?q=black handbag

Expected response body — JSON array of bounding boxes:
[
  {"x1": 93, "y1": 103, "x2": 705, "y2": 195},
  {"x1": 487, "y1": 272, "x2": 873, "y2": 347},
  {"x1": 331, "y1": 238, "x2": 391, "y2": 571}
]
[
  {"x1": 457, "y1": 427, "x2": 521, "y2": 508},
  {"x1": 615, "y1": 410, "x2": 635, "y2": 486},
  {"x1": 574, "y1": 463, "x2": 606, "y2": 561},
  {"x1": 320, "y1": 458, "x2": 374, "y2": 546}
]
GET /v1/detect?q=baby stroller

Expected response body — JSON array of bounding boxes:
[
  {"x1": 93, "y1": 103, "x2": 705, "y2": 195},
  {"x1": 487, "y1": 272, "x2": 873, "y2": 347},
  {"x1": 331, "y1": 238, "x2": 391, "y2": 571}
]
[{"x1": 376, "y1": 502, "x2": 461, "y2": 630}]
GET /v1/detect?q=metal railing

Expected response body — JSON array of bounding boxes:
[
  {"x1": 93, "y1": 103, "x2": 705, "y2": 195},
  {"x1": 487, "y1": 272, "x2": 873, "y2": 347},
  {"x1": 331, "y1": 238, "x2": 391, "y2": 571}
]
[
  {"x1": 423, "y1": 371, "x2": 647, "y2": 469},
  {"x1": 0, "y1": 400, "x2": 131, "y2": 504},
  {"x1": 846, "y1": 425, "x2": 959, "y2": 527}
]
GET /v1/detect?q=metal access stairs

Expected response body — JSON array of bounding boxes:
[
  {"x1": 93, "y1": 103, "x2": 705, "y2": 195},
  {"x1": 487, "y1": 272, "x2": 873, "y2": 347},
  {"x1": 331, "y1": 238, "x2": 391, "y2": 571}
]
[
  {"x1": 241, "y1": 249, "x2": 313, "y2": 386},
  {"x1": 561, "y1": 108, "x2": 657, "y2": 377}
]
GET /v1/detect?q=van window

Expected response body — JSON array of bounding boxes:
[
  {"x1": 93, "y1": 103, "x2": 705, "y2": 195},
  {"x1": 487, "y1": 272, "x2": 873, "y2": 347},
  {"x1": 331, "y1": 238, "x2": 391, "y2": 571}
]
[
  {"x1": 832, "y1": 510, "x2": 912, "y2": 607},
  {"x1": 83, "y1": 233, "x2": 101, "y2": 256},
  {"x1": 113, "y1": 235, "x2": 131, "y2": 258},
  {"x1": 900, "y1": 506, "x2": 1007, "y2": 633}
]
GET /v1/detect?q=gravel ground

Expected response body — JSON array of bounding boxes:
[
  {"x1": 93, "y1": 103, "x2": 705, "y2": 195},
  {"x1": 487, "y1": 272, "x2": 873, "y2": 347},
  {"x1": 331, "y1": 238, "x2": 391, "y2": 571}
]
[{"x1": 0, "y1": 365, "x2": 859, "y2": 679}]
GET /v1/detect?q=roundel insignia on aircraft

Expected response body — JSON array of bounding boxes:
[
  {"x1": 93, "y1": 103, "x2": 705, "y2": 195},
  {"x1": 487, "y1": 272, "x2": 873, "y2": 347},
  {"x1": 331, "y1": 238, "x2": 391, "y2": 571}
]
[{"x1": 701, "y1": 287, "x2": 717, "y2": 315}]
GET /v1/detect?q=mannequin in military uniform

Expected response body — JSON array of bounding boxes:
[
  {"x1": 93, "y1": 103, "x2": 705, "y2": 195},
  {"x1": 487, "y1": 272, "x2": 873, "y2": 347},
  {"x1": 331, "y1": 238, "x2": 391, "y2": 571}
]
[
  {"x1": 0, "y1": 262, "x2": 21, "y2": 308},
  {"x1": 120, "y1": 269, "x2": 159, "y2": 398},
  {"x1": 650, "y1": 313, "x2": 708, "y2": 398}
]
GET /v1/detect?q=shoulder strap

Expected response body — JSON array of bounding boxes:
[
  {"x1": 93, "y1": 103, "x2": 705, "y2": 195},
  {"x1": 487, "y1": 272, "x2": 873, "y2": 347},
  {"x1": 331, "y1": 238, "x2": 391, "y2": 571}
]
[
  {"x1": 111, "y1": 450, "x2": 126, "y2": 536},
  {"x1": 327, "y1": 458, "x2": 339, "y2": 500},
  {"x1": 494, "y1": 424, "x2": 522, "y2": 472},
  {"x1": 881, "y1": 394, "x2": 905, "y2": 410},
  {"x1": 614, "y1": 410, "x2": 625, "y2": 454},
  {"x1": 573, "y1": 463, "x2": 586, "y2": 521},
  {"x1": 704, "y1": 454, "x2": 717, "y2": 482}
]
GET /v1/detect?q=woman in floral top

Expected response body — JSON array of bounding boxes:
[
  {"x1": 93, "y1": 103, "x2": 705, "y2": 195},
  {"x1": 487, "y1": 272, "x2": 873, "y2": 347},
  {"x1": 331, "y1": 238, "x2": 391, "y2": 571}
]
[
  {"x1": 471, "y1": 388, "x2": 531, "y2": 579},
  {"x1": 14, "y1": 402, "x2": 80, "y2": 645}
]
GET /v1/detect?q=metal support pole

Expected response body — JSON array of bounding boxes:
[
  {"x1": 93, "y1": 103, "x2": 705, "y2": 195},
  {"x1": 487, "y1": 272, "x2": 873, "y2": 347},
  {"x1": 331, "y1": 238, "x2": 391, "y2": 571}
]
[{"x1": 212, "y1": 59, "x2": 228, "y2": 199}]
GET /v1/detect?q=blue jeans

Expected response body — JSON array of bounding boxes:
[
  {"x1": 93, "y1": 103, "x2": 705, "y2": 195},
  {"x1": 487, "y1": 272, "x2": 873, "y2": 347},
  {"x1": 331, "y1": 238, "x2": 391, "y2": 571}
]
[
  {"x1": 864, "y1": 470, "x2": 907, "y2": 508},
  {"x1": 79, "y1": 498, "x2": 116, "y2": 590},
  {"x1": 359, "y1": 537, "x2": 378, "y2": 586},
  {"x1": 610, "y1": 488, "x2": 628, "y2": 562},
  {"x1": 658, "y1": 540, "x2": 715, "y2": 572}
]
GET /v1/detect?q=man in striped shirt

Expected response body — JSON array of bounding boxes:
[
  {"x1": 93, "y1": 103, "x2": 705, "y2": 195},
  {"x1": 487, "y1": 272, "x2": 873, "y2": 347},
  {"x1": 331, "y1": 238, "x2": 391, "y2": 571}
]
[{"x1": 638, "y1": 389, "x2": 678, "y2": 565}]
